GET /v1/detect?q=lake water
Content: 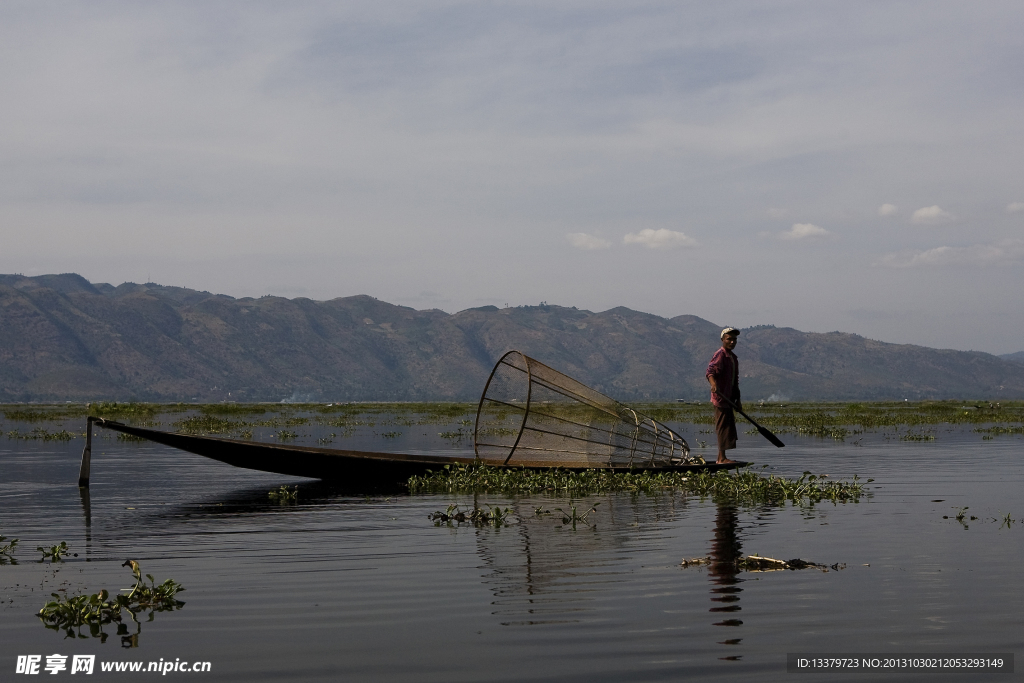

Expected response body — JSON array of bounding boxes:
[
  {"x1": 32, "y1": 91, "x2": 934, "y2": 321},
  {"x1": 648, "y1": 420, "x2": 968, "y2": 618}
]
[{"x1": 0, "y1": 412, "x2": 1020, "y2": 681}]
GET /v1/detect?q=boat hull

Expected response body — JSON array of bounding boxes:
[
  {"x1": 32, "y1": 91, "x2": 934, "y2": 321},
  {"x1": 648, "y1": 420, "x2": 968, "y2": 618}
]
[{"x1": 88, "y1": 418, "x2": 749, "y2": 484}]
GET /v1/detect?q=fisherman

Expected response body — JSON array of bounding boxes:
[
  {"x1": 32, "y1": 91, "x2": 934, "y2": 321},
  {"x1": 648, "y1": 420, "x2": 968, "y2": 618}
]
[{"x1": 706, "y1": 327, "x2": 741, "y2": 465}]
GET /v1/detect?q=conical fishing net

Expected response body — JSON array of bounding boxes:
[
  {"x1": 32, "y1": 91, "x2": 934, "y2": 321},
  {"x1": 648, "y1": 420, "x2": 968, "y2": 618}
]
[{"x1": 473, "y1": 351, "x2": 696, "y2": 468}]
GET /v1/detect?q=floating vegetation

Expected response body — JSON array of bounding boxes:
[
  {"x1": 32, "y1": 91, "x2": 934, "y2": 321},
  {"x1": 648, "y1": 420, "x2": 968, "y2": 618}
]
[
  {"x1": 1, "y1": 534, "x2": 18, "y2": 560},
  {"x1": 680, "y1": 555, "x2": 845, "y2": 572},
  {"x1": 377, "y1": 431, "x2": 401, "y2": 439},
  {"x1": 89, "y1": 402, "x2": 169, "y2": 420},
  {"x1": 634, "y1": 399, "x2": 1024, "y2": 432},
  {"x1": 268, "y1": 486, "x2": 298, "y2": 503},
  {"x1": 116, "y1": 432, "x2": 147, "y2": 442},
  {"x1": 275, "y1": 430, "x2": 299, "y2": 440},
  {"x1": 173, "y1": 415, "x2": 242, "y2": 434},
  {"x1": 5, "y1": 428, "x2": 75, "y2": 441},
  {"x1": 197, "y1": 403, "x2": 269, "y2": 417},
  {"x1": 438, "y1": 428, "x2": 469, "y2": 443},
  {"x1": 974, "y1": 426, "x2": 1024, "y2": 436},
  {"x1": 429, "y1": 503, "x2": 513, "y2": 527},
  {"x1": 408, "y1": 464, "x2": 868, "y2": 503},
  {"x1": 4, "y1": 407, "x2": 87, "y2": 422},
  {"x1": 37, "y1": 560, "x2": 185, "y2": 643},
  {"x1": 37, "y1": 542, "x2": 69, "y2": 562},
  {"x1": 554, "y1": 501, "x2": 600, "y2": 529},
  {"x1": 900, "y1": 430, "x2": 936, "y2": 441}
]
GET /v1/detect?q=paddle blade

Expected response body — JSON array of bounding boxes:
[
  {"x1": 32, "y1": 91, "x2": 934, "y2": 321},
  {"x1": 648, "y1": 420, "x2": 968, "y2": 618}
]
[{"x1": 758, "y1": 426, "x2": 785, "y2": 448}]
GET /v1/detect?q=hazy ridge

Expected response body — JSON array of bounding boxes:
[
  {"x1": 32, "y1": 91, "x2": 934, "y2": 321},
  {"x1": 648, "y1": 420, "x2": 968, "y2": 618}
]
[{"x1": 2, "y1": 273, "x2": 1023, "y2": 402}]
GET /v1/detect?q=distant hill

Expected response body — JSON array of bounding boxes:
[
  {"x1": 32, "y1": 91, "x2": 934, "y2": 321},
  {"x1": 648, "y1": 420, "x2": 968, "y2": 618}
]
[
  {"x1": 1001, "y1": 351, "x2": 1024, "y2": 365},
  {"x1": 2, "y1": 273, "x2": 1024, "y2": 402}
]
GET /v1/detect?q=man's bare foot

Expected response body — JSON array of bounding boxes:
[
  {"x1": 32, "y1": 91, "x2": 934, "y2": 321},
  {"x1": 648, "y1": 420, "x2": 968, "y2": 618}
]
[{"x1": 716, "y1": 457, "x2": 738, "y2": 464}]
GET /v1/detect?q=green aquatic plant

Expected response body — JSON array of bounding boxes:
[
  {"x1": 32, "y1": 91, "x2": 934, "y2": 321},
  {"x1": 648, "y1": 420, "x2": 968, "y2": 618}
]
[
  {"x1": 268, "y1": 486, "x2": 299, "y2": 503},
  {"x1": 1, "y1": 534, "x2": 18, "y2": 556},
  {"x1": 438, "y1": 427, "x2": 469, "y2": 443},
  {"x1": 37, "y1": 560, "x2": 185, "y2": 640},
  {"x1": 116, "y1": 432, "x2": 147, "y2": 442},
  {"x1": 408, "y1": 464, "x2": 867, "y2": 503},
  {"x1": 3, "y1": 406, "x2": 88, "y2": 422},
  {"x1": 900, "y1": 430, "x2": 936, "y2": 441},
  {"x1": 554, "y1": 500, "x2": 600, "y2": 529},
  {"x1": 5, "y1": 428, "x2": 76, "y2": 441},
  {"x1": 37, "y1": 542, "x2": 69, "y2": 562},
  {"x1": 974, "y1": 425, "x2": 1024, "y2": 436},
  {"x1": 89, "y1": 402, "x2": 167, "y2": 419},
  {"x1": 429, "y1": 503, "x2": 513, "y2": 527},
  {"x1": 174, "y1": 415, "x2": 245, "y2": 434}
]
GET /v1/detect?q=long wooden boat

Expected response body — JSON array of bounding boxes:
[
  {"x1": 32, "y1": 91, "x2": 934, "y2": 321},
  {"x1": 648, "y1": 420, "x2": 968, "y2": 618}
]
[{"x1": 78, "y1": 417, "x2": 748, "y2": 487}]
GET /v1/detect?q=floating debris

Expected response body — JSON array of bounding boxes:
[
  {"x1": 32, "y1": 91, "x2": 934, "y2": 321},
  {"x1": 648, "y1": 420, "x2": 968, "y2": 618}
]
[
  {"x1": 680, "y1": 557, "x2": 711, "y2": 568},
  {"x1": 681, "y1": 554, "x2": 844, "y2": 572}
]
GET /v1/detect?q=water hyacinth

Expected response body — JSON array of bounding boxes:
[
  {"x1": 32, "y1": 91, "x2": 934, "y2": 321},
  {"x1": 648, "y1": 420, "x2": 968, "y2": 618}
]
[
  {"x1": 407, "y1": 464, "x2": 868, "y2": 503},
  {"x1": 37, "y1": 561, "x2": 185, "y2": 640}
]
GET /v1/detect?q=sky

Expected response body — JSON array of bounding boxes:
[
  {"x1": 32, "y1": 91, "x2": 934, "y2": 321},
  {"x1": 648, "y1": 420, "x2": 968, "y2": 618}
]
[{"x1": 2, "y1": 1, "x2": 1023, "y2": 354}]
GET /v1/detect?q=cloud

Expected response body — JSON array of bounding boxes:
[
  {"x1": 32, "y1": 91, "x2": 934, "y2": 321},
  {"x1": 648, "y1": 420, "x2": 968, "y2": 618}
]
[
  {"x1": 878, "y1": 203, "x2": 898, "y2": 216},
  {"x1": 877, "y1": 239, "x2": 1024, "y2": 267},
  {"x1": 778, "y1": 223, "x2": 830, "y2": 240},
  {"x1": 566, "y1": 232, "x2": 612, "y2": 250},
  {"x1": 1007, "y1": 202, "x2": 1024, "y2": 214},
  {"x1": 623, "y1": 229, "x2": 697, "y2": 250},
  {"x1": 766, "y1": 207, "x2": 788, "y2": 219},
  {"x1": 910, "y1": 205, "x2": 955, "y2": 225}
]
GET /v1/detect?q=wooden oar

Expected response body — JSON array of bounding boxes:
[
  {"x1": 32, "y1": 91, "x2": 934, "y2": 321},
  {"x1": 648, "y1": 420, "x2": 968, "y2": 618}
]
[{"x1": 715, "y1": 393, "x2": 785, "y2": 448}]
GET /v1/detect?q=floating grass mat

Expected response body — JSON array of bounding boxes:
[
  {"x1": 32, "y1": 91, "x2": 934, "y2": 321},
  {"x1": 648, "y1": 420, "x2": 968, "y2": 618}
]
[
  {"x1": 408, "y1": 464, "x2": 867, "y2": 502},
  {"x1": 5, "y1": 428, "x2": 76, "y2": 441}
]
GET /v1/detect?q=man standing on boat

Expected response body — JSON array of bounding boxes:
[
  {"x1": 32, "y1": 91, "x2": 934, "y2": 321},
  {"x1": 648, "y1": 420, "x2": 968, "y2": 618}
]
[{"x1": 706, "y1": 327, "x2": 741, "y2": 465}]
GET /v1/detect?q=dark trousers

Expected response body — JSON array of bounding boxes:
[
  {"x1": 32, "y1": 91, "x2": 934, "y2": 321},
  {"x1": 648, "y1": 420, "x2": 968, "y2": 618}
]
[{"x1": 714, "y1": 406, "x2": 737, "y2": 451}]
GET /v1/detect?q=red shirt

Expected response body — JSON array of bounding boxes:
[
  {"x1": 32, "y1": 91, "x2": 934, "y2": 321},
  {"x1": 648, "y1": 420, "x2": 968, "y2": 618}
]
[{"x1": 706, "y1": 347, "x2": 740, "y2": 409}]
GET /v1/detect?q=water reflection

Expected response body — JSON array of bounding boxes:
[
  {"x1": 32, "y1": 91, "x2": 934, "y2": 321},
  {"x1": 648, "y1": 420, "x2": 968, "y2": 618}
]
[{"x1": 709, "y1": 503, "x2": 744, "y2": 660}]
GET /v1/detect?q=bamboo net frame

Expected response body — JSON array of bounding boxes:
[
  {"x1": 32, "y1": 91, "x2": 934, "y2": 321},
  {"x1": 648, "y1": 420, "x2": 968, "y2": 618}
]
[{"x1": 473, "y1": 351, "x2": 695, "y2": 468}]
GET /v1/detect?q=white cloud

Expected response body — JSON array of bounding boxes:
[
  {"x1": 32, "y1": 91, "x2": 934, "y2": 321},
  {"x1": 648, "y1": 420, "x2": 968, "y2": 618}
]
[
  {"x1": 779, "y1": 223, "x2": 830, "y2": 240},
  {"x1": 877, "y1": 239, "x2": 1024, "y2": 267},
  {"x1": 623, "y1": 229, "x2": 697, "y2": 250},
  {"x1": 878, "y1": 203, "x2": 898, "y2": 216},
  {"x1": 566, "y1": 232, "x2": 612, "y2": 250},
  {"x1": 911, "y1": 205, "x2": 955, "y2": 225},
  {"x1": 1006, "y1": 202, "x2": 1024, "y2": 214}
]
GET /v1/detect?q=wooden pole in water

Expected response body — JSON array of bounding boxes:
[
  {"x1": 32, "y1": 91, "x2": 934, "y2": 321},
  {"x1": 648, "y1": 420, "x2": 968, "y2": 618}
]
[{"x1": 78, "y1": 416, "x2": 94, "y2": 487}]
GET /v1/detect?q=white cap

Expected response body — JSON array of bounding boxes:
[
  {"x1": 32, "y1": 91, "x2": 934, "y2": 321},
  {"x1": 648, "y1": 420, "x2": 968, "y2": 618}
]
[{"x1": 721, "y1": 327, "x2": 740, "y2": 339}]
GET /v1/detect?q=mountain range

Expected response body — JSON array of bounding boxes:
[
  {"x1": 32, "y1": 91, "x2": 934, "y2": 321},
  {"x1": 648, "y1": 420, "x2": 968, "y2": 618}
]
[{"x1": 2, "y1": 273, "x2": 1023, "y2": 403}]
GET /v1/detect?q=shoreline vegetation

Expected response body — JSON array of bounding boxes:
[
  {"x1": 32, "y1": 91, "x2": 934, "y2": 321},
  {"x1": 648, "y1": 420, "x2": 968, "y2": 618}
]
[{"x1": 1, "y1": 399, "x2": 1021, "y2": 433}]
